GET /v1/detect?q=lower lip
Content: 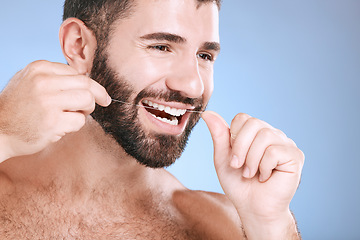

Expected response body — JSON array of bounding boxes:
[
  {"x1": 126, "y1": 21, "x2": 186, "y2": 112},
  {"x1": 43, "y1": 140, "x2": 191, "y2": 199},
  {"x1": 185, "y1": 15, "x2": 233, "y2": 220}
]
[{"x1": 139, "y1": 105, "x2": 190, "y2": 136}]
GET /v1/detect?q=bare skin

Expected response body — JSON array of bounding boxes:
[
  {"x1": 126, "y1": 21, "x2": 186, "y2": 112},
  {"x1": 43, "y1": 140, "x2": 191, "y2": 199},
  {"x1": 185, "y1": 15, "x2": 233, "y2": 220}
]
[
  {"x1": 0, "y1": 117, "x2": 243, "y2": 239},
  {"x1": 0, "y1": 0, "x2": 304, "y2": 239}
]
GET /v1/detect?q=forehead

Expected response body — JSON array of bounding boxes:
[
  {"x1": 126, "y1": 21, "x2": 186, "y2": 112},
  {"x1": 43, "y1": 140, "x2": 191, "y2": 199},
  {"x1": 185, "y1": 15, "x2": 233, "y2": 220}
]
[{"x1": 113, "y1": 0, "x2": 219, "y2": 43}]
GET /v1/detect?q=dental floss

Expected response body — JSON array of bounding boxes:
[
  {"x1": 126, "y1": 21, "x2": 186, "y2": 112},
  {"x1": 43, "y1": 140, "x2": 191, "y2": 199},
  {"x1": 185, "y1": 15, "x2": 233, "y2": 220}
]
[{"x1": 111, "y1": 99, "x2": 204, "y2": 113}]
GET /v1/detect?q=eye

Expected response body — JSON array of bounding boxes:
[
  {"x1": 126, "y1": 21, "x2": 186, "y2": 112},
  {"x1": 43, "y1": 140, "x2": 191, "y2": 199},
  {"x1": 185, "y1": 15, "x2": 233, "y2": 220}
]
[
  {"x1": 149, "y1": 45, "x2": 170, "y2": 52},
  {"x1": 197, "y1": 52, "x2": 214, "y2": 62}
]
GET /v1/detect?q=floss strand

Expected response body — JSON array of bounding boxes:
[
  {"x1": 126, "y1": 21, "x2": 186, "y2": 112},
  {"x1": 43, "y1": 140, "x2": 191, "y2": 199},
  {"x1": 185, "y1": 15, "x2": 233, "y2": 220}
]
[{"x1": 111, "y1": 99, "x2": 203, "y2": 113}]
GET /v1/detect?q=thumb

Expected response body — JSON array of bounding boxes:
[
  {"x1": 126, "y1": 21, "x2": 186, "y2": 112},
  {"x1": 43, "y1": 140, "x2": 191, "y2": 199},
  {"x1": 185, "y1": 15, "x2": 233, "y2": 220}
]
[{"x1": 201, "y1": 111, "x2": 232, "y2": 170}]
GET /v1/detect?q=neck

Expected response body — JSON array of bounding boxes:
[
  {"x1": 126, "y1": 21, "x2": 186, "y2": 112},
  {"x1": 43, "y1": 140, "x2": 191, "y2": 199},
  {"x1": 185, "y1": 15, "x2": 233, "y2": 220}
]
[{"x1": 1, "y1": 116, "x2": 159, "y2": 200}]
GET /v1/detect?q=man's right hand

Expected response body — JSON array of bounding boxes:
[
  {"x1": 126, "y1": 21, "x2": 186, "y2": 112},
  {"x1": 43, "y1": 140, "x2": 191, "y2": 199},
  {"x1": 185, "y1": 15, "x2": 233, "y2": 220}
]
[{"x1": 0, "y1": 60, "x2": 111, "y2": 163}]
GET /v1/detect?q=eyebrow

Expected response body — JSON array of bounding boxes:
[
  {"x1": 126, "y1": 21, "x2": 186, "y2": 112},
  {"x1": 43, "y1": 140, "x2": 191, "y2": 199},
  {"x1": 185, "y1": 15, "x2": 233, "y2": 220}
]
[
  {"x1": 140, "y1": 32, "x2": 186, "y2": 44},
  {"x1": 140, "y1": 32, "x2": 221, "y2": 53},
  {"x1": 201, "y1": 41, "x2": 221, "y2": 53}
]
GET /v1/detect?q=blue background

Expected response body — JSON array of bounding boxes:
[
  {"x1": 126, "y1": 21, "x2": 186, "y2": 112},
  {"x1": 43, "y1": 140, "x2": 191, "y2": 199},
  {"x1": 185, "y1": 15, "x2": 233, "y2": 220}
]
[{"x1": 1, "y1": 1, "x2": 359, "y2": 239}]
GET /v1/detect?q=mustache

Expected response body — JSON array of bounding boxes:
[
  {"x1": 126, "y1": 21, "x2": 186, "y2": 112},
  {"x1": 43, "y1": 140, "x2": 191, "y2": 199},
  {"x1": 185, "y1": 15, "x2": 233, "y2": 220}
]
[{"x1": 134, "y1": 89, "x2": 204, "y2": 111}]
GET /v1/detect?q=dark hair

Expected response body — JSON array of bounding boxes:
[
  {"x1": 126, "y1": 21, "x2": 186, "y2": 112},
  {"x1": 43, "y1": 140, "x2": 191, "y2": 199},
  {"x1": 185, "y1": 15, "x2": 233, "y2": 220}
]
[
  {"x1": 63, "y1": 0, "x2": 134, "y2": 49},
  {"x1": 63, "y1": 0, "x2": 221, "y2": 47}
]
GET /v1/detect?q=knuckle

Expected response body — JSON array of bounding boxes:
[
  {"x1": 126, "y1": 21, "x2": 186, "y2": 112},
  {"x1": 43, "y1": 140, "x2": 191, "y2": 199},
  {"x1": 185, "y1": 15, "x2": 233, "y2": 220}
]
[
  {"x1": 246, "y1": 117, "x2": 262, "y2": 129},
  {"x1": 27, "y1": 60, "x2": 49, "y2": 73},
  {"x1": 286, "y1": 137, "x2": 297, "y2": 146},
  {"x1": 246, "y1": 117, "x2": 274, "y2": 131},
  {"x1": 265, "y1": 145, "x2": 279, "y2": 159},
  {"x1": 258, "y1": 127, "x2": 274, "y2": 140},
  {"x1": 297, "y1": 148, "x2": 305, "y2": 164},
  {"x1": 232, "y1": 113, "x2": 250, "y2": 125},
  {"x1": 32, "y1": 74, "x2": 49, "y2": 92},
  {"x1": 275, "y1": 128, "x2": 287, "y2": 138}
]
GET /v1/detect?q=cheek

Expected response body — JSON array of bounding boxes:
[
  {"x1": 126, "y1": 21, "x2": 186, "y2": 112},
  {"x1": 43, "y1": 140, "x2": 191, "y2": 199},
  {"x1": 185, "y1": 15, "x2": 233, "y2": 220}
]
[{"x1": 122, "y1": 56, "x2": 173, "y2": 91}]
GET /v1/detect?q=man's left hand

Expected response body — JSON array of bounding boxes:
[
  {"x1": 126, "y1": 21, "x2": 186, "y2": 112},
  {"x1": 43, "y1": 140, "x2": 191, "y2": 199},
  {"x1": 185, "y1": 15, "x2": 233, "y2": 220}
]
[{"x1": 202, "y1": 111, "x2": 304, "y2": 239}]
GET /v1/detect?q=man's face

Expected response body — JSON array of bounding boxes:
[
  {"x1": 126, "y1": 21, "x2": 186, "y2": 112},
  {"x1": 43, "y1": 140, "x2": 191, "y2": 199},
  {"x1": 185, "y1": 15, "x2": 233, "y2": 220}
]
[{"x1": 91, "y1": 0, "x2": 220, "y2": 168}]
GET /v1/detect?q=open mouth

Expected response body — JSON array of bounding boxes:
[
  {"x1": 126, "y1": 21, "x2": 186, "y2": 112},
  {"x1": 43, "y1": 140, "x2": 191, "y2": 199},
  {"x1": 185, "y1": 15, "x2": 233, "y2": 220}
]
[{"x1": 142, "y1": 100, "x2": 187, "y2": 126}]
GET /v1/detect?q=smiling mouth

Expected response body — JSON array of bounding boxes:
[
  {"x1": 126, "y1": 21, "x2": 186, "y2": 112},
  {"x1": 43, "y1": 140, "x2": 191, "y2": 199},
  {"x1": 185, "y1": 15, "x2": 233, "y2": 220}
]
[{"x1": 142, "y1": 100, "x2": 188, "y2": 126}]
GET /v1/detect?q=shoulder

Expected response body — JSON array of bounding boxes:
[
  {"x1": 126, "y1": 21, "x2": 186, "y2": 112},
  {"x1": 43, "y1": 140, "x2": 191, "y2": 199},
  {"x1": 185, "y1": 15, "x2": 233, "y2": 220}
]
[
  {"x1": 173, "y1": 190, "x2": 237, "y2": 217},
  {"x1": 157, "y1": 170, "x2": 245, "y2": 238},
  {"x1": 172, "y1": 189, "x2": 245, "y2": 239}
]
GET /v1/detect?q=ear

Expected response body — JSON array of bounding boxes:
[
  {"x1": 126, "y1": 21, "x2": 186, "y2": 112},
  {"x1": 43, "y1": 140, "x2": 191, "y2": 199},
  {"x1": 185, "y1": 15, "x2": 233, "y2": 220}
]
[{"x1": 59, "y1": 18, "x2": 97, "y2": 74}]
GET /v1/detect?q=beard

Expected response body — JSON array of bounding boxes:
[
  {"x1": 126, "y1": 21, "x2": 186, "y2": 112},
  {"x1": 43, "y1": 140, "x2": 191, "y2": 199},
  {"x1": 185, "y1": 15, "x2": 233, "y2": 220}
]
[{"x1": 90, "y1": 48, "x2": 204, "y2": 168}]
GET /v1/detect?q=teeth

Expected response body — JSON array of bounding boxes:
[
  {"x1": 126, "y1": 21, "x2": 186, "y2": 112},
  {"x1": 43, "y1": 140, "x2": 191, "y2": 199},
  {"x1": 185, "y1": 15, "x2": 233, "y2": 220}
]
[
  {"x1": 158, "y1": 105, "x2": 165, "y2": 111},
  {"x1": 149, "y1": 113, "x2": 179, "y2": 126},
  {"x1": 143, "y1": 100, "x2": 187, "y2": 117}
]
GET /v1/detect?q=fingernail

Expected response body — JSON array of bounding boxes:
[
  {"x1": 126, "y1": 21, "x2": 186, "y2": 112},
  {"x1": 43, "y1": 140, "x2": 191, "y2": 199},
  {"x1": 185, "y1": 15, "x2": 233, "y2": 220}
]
[
  {"x1": 107, "y1": 95, "x2": 112, "y2": 105},
  {"x1": 243, "y1": 166, "x2": 251, "y2": 178},
  {"x1": 230, "y1": 155, "x2": 240, "y2": 168}
]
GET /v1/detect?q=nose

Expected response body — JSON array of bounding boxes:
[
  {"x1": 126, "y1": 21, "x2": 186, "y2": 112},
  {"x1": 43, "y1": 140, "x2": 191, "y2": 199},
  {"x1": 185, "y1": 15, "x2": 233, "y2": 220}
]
[{"x1": 166, "y1": 57, "x2": 204, "y2": 99}]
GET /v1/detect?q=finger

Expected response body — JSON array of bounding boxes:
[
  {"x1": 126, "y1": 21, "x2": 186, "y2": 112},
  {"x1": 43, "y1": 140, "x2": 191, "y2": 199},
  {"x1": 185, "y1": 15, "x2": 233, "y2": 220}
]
[
  {"x1": 48, "y1": 62, "x2": 79, "y2": 76},
  {"x1": 229, "y1": 113, "x2": 251, "y2": 146},
  {"x1": 34, "y1": 75, "x2": 92, "y2": 92},
  {"x1": 89, "y1": 79, "x2": 111, "y2": 107},
  {"x1": 54, "y1": 89, "x2": 96, "y2": 115},
  {"x1": 48, "y1": 112, "x2": 86, "y2": 143},
  {"x1": 45, "y1": 74, "x2": 111, "y2": 106},
  {"x1": 231, "y1": 117, "x2": 274, "y2": 169},
  {"x1": 26, "y1": 60, "x2": 79, "y2": 76},
  {"x1": 58, "y1": 75, "x2": 92, "y2": 91},
  {"x1": 243, "y1": 128, "x2": 288, "y2": 178},
  {"x1": 201, "y1": 111, "x2": 231, "y2": 171},
  {"x1": 259, "y1": 145, "x2": 304, "y2": 182},
  {"x1": 59, "y1": 112, "x2": 86, "y2": 134},
  {"x1": 39, "y1": 75, "x2": 110, "y2": 107}
]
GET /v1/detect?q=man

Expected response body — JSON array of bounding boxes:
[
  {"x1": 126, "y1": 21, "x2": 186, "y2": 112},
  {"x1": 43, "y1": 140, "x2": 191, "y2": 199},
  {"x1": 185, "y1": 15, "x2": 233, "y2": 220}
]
[{"x1": 0, "y1": 0, "x2": 304, "y2": 239}]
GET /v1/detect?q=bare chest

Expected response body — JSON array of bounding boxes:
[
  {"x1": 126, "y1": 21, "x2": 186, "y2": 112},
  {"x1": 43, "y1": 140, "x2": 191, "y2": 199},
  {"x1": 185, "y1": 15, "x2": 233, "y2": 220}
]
[{"x1": 0, "y1": 194, "x2": 201, "y2": 240}]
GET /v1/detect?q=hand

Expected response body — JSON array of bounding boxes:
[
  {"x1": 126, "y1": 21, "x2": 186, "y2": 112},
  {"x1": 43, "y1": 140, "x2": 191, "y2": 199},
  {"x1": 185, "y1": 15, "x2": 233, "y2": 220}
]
[
  {"x1": 0, "y1": 60, "x2": 111, "y2": 162},
  {"x1": 202, "y1": 111, "x2": 304, "y2": 238}
]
